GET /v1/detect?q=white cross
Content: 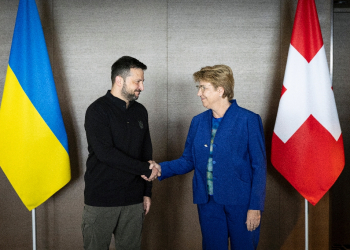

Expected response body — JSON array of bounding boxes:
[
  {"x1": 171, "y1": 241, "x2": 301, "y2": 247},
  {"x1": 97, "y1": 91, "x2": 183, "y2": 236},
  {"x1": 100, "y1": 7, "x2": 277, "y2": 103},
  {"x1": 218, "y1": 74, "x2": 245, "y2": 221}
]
[{"x1": 273, "y1": 45, "x2": 342, "y2": 143}]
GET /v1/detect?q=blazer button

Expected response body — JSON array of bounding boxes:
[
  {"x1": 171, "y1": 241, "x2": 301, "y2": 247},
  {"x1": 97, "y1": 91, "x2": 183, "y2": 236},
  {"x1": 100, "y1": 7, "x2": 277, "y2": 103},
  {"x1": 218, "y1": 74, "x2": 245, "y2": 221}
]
[{"x1": 213, "y1": 161, "x2": 216, "y2": 164}]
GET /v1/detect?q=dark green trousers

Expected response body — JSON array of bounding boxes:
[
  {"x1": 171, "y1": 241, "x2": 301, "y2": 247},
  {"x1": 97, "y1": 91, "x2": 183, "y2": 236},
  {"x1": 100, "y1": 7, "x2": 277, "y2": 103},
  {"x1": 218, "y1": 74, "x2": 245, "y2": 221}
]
[{"x1": 81, "y1": 203, "x2": 144, "y2": 250}]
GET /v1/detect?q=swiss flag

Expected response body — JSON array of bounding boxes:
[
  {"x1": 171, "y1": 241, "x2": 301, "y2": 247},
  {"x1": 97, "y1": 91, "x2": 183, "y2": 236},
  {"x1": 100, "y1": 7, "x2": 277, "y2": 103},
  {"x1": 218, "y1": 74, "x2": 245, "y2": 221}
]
[{"x1": 271, "y1": 0, "x2": 344, "y2": 205}]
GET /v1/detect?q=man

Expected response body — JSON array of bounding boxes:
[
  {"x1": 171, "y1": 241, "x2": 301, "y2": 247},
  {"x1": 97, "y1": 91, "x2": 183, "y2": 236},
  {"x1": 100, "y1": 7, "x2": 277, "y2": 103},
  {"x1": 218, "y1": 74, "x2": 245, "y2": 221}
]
[{"x1": 82, "y1": 56, "x2": 160, "y2": 250}]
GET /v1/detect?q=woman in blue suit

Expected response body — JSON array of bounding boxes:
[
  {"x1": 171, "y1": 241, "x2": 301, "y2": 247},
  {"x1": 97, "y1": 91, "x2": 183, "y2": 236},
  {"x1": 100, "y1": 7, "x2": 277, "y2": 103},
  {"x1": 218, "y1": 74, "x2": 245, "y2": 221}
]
[{"x1": 148, "y1": 65, "x2": 266, "y2": 249}]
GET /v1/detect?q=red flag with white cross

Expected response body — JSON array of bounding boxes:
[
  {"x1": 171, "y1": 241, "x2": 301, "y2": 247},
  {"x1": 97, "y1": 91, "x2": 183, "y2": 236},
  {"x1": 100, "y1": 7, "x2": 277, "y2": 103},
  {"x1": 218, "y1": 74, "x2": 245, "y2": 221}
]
[{"x1": 271, "y1": 0, "x2": 344, "y2": 205}]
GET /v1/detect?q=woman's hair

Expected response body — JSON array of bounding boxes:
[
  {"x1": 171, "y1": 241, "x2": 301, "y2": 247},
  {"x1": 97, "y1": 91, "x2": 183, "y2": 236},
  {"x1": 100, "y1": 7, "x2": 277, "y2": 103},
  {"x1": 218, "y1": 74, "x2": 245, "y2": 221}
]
[{"x1": 193, "y1": 64, "x2": 234, "y2": 100}]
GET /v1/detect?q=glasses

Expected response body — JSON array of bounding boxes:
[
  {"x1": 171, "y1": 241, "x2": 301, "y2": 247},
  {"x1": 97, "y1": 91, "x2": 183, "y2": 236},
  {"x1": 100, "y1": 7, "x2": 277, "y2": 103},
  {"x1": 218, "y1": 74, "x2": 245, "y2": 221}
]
[{"x1": 195, "y1": 84, "x2": 212, "y2": 92}]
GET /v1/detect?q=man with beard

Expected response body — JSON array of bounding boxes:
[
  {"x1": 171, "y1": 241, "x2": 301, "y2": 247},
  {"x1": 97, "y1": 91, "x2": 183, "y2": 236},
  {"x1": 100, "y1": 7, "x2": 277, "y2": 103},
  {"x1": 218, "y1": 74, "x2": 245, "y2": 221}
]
[{"x1": 82, "y1": 56, "x2": 160, "y2": 250}]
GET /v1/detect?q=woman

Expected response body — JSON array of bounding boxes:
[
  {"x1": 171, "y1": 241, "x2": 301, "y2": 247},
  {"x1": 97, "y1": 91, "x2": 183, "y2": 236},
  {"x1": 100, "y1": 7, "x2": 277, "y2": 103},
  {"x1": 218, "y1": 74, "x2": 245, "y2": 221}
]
[{"x1": 154, "y1": 65, "x2": 266, "y2": 249}]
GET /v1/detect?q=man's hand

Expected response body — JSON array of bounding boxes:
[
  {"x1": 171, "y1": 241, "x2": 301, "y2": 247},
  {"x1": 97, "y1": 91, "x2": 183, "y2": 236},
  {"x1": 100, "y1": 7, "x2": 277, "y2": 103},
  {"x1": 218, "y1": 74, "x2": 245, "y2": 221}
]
[
  {"x1": 141, "y1": 160, "x2": 161, "y2": 181},
  {"x1": 143, "y1": 196, "x2": 151, "y2": 215},
  {"x1": 246, "y1": 210, "x2": 261, "y2": 231},
  {"x1": 151, "y1": 161, "x2": 162, "y2": 177}
]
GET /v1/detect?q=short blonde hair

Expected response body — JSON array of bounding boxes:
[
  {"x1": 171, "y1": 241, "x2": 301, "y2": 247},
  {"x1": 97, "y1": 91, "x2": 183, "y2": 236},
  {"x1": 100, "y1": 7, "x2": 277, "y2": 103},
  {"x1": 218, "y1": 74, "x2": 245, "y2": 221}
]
[{"x1": 193, "y1": 64, "x2": 234, "y2": 100}]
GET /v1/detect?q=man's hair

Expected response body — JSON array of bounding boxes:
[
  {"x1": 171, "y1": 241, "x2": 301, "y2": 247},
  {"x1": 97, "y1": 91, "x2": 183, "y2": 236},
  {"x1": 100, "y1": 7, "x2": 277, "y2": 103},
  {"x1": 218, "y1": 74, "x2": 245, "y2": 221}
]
[
  {"x1": 193, "y1": 64, "x2": 234, "y2": 100},
  {"x1": 111, "y1": 56, "x2": 147, "y2": 84}
]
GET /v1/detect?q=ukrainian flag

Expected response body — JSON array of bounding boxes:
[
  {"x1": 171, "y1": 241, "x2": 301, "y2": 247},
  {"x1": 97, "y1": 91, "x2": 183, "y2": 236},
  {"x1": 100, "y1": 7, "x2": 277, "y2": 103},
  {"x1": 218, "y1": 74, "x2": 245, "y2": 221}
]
[{"x1": 0, "y1": 0, "x2": 71, "y2": 211}]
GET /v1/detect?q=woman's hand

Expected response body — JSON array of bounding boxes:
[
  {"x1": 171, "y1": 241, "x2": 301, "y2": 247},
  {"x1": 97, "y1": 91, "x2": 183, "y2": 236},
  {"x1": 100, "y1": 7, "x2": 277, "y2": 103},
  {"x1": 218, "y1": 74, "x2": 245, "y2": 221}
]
[{"x1": 246, "y1": 210, "x2": 261, "y2": 231}]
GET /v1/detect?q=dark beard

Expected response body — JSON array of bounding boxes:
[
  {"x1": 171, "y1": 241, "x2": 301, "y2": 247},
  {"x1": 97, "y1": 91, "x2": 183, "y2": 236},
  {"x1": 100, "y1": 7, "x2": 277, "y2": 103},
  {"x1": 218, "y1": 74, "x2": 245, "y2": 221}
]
[{"x1": 121, "y1": 83, "x2": 140, "y2": 101}]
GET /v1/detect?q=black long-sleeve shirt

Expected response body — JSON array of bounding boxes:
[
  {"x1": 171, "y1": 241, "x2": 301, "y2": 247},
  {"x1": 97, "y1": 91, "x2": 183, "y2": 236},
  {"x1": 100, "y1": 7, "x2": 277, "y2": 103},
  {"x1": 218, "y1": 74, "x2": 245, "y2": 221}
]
[{"x1": 84, "y1": 91, "x2": 152, "y2": 207}]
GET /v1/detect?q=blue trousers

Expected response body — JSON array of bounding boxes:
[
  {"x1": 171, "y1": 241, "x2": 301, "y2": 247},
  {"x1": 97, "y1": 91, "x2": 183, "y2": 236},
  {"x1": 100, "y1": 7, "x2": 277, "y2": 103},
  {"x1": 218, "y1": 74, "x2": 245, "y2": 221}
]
[{"x1": 197, "y1": 196, "x2": 260, "y2": 250}]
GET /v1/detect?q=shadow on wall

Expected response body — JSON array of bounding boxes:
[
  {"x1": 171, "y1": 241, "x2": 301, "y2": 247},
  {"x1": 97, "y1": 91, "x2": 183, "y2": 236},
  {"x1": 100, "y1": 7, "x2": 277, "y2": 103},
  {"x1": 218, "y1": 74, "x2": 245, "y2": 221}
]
[
  {"x1": 330, "y1": 8, "x2": 350, "y2": 246},
  {"x1": 40, "y1": 1, "x2": 82, "y2": 184},
  {"x1": 259, "y1": 0, "x2": 304, "y2": 249},
  {"x1": 141, "y1": 128, "x2": 172, "y2": 250},
  {"x1": 32, "y1": 2, "x2": 83, "y2": 249},
  {"x1": 141, "y1": 106, "x2": 203, "y2": 250}
]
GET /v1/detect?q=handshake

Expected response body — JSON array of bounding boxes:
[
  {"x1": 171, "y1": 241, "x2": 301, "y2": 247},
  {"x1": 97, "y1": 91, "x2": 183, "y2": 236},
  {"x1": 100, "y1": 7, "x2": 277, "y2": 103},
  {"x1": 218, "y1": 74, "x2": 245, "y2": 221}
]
[{"x1": 141, "y1": 160, "x2": 161, "y2": 182}]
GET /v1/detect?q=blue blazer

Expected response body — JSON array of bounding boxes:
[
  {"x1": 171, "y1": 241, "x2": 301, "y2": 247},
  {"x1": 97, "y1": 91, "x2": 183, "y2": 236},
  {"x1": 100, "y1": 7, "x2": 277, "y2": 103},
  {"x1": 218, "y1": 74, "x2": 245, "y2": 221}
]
[{"x1": 159, "y1": 100, "x2": 266, "y2": 211}]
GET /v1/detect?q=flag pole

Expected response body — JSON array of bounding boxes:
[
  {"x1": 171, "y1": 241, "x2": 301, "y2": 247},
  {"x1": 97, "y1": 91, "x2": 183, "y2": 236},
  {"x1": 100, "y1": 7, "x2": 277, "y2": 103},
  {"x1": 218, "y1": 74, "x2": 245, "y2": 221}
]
[
  {"x1": 32, "y1": 208, "x2": 36, "y2": 250},
  {"x1": 305, "y1": 199, "x2": 308, "y2": 250}
]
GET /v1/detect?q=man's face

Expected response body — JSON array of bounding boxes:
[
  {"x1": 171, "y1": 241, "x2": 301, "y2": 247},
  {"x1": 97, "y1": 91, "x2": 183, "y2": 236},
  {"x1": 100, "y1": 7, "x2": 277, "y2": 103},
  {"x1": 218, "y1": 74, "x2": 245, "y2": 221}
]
[{"x1": 121, "y1": 68, "x2": 145, "y2": 101}]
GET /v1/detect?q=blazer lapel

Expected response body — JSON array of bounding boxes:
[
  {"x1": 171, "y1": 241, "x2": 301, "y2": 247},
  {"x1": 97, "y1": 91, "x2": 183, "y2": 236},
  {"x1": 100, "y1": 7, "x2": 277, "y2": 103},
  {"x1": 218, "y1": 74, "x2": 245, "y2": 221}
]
[
  {"x1": 202, "y1": 110, "x2": 213, "y2": 143},
  {"x1": 215, "y1": 100, "x2": 240, "y2": 139}
]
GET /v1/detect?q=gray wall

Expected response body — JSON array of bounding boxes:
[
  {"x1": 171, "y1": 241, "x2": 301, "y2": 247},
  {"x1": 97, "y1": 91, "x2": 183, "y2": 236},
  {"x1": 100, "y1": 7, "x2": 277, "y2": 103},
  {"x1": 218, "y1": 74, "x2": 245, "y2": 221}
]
[{"x1": 0, "y1": 0, "x2": 344, "y2": 249}]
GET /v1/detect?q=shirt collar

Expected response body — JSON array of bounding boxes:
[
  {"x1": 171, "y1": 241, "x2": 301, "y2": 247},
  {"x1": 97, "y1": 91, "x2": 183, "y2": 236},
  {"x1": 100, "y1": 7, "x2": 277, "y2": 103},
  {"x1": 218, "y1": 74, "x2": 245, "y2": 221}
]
[{"x1": 106, "y1": 90, "x2": 135, "y2": 111}]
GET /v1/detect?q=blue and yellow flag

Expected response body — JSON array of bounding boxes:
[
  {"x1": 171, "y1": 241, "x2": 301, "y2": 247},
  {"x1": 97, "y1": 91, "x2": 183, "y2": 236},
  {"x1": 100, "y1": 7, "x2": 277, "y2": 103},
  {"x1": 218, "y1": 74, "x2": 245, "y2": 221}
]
[{"x1": 0, "y1": 0, "x2": 71, "y2": 211}]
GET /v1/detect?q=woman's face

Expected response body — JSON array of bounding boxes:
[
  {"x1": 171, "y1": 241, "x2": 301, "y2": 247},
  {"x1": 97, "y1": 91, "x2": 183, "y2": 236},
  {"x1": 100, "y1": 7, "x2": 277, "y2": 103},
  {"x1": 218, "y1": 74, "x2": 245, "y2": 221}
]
[{"x1": 196, "y1": 81, "x2": 221, "y2": 110}]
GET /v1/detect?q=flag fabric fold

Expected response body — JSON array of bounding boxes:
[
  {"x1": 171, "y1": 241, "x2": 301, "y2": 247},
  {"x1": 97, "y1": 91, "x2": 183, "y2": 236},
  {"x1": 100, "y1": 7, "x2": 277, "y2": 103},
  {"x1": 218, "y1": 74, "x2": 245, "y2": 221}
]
[
  {"x1": 271, "y1": 0, "x2": 344, "y2": 206},
  {"x1": 0, "y1": 0, "x2": 71, "y2": 211}
]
